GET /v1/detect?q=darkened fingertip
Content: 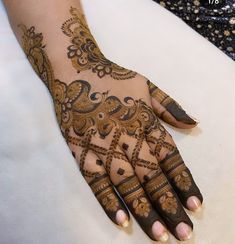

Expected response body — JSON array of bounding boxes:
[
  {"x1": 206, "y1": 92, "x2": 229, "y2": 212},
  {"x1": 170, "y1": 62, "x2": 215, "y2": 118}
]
[
  {"x1": 156, "y1": 196, "x2": 193, "y2": 241},
  {"x1": 116, "y1": 175, "x2": 165, "y2": 241},
  {"x1": 88, "y1": 173, "x2": 130, "y2": 227},
  {"x1": 142, "y1": 172, "x2": 193, "y2": 241},
  {"x1": 165, "y1": 102, "x2": 197, "y2": 125},
  {"x1": 135, "y1": 209, "x2": 166, "y2": 242},
  {"x1": 101, "y1": 194, "x2": 131, "y2": 227},
  {"x1": 170, "y1": 168, "x2": 203, "y2": 211}
]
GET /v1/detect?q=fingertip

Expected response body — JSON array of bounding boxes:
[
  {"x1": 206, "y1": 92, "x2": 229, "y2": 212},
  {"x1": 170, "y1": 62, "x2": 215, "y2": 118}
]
[
  {"x1": 161, "y1": 110, "x2": 198, "y2": 129},
  {"x1": 152, "y1": 221, "x2": 169, "y2": 242},
  {"x1": 187, "y1": 196, "x2": 202, "y2": 212},
  {"x1": 176, "y1": 222, "x2": 193, "y2": 241},
  {"x1": 116, "y1": 209, "x2": 129, "y2": 227},
  {"x1": 164, "y1": 102, "x2": 199, "y2": 127}
]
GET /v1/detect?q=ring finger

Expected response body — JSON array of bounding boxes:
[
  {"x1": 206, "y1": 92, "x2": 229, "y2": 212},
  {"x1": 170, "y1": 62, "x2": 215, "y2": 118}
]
[{"x1": 118, "y1": 132, "x2": 194, "y2": 241}]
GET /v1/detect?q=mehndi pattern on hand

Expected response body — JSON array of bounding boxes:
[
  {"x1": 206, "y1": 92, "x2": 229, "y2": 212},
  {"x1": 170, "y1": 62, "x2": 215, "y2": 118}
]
[
  {"x1": 61, "y1": 7, "x2": 137, "y2": 79},
  {"x1": 19, "y1": 15, "x2": 203, "y2": 241}
]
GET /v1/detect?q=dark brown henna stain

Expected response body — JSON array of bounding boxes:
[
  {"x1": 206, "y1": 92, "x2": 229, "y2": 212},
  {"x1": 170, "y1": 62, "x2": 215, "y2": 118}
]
[
  {"x1": 19, "y1": 23, "x2": 202, "y2": 241},
  {"x1": 117, "y1": 175, "x2": 163, "y2": 241},
  {"x1": 89, "y1": 173, "x2": 129, "y2": 224},
  {"x1": 147, "y1": 80, "x2": 196, "y2": 125},
  {"x1": 61, "y1": 7, "x2": 137, "y2": 80},
  {"x1": 160, "y1": 150, "x2": 203, "y2": 207},
  {"x1": 143, "y1": 171, "x2": 193, "y2": 240}
]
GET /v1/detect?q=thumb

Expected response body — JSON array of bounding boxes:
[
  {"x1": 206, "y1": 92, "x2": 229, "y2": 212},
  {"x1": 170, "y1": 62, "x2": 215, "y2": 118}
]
[{"x1": 147, "y1": 81, "x2": 198, "y2": 129}]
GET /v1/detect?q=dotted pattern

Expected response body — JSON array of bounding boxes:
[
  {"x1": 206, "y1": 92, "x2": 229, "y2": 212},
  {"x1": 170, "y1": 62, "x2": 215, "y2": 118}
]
[{"x1": 154, "y1": 0, "x2": 235, "y2": 60}]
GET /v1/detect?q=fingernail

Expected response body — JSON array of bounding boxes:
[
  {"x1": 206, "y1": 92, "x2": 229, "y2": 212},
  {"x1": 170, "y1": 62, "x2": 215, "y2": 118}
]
[
  {"x1": 116, "y1": 210, "x2": 129, "y2": 227},
  {"x1": 176, "y1": 222, "x2": 193, "y2": 241},
  {"x1": 152, "y1": 221, "x2": 169, "y2": 242},
  {"x1": 187, "y1": 196, "x2": 202, "y2": 212},
  {"x1": 188, "y1": 114, "x2": 200, "y2": 124}
]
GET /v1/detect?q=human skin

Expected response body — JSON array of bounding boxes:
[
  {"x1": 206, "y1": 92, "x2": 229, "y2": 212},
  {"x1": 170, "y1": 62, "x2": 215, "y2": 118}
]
[{"x1": 3, "y1": 0, "x2": 203, "y2": 242}]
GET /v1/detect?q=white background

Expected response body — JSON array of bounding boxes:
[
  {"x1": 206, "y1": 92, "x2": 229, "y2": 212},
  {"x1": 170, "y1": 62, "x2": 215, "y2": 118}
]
[{"x1": 0, "y1": 0, "x2": 235, "y2": 243}]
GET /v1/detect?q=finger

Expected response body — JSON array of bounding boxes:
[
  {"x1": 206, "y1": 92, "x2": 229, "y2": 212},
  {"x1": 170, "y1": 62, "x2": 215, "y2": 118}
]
[
  {"x1": 147, "y1": 80, "x2": 198, "y2": 129},
  {"x1": 67, "y1": 133, "x2": 130, "y2": 227},
  {"x1": 119, "y1": 132, "x2": 194, "y2": 241},
  {"x1": 146, "y1": 122, "x2": 203, "y2": 212},
  {"x1": 89, "y1": 128, "x2": 169, "y2": 242}
]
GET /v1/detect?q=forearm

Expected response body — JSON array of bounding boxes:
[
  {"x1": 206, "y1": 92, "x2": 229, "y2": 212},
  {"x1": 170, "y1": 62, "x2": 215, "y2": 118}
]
[{"x1": 3, "y1": 0, "x2": 100, "y2": 87}]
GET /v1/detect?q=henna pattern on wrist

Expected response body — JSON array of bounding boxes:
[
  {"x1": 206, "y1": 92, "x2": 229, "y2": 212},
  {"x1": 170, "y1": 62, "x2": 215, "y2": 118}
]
[
  {"x1": 19, "y1": 25, "x2": 54, "y2": 93},
  {"x1": 61, "y1": 7, "x2": 137, "y2": 79}
]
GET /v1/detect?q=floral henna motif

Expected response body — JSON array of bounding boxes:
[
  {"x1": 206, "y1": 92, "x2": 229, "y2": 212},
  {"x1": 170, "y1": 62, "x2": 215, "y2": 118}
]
[
  {"x1": 159, "y1": 191, "x2": 178, "y2": 215},
  {"x1": 160, "y1": 150, "x2": 203, "y2": 205},
  {"x1": 89, "y1": 174, "x2": 128, "y2": 223},
  {"x1": 174, "y1": 171, "x2": 192, "y2": 191},
  {"x1": 19, "y1": 25, "x2": 54, "y2": 92},
  {"x1": 53, "y1": 78, "x2": 161, "y2": 139},
  {"x1": 101, "y1": 193, "x2": 119, "y2": 212},
  {"x1": 143, "y1": 172, "x2": 193, "y2": 237},
  {"x1": 61, "y1": 7, "x2": 137, "y2": 79},
  {"x1": 117, "y1": 175, "x2": 162, "y2": 240},
  {"x1": 133, "y1": 197, "x2": 151, "y2": 217},
  {"x1": 19, "y1": 22, "x2": 200, "y2": 240},
  {"x1": 143, "y1": 171, "x2": 179, "y2": 215}
]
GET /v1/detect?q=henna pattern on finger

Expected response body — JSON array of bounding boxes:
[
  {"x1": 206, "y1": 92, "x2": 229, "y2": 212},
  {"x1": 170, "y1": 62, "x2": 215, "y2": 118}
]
[
  {"x1": 143, "y1": 171, "x2": 193, "y2": 238},
  {"x1": 19, "y1": 24, "x2": 132, "y2": 226},
  {"x1": 89, "y1": 173, "x2": 129, "y2": 223},
  {"x1": 147, "y1": 80, "x2": 196, "y2": 125},
  {"x1": 117, "y1": 175, "x2": 163, "y2": 240},
  {"x1": 61, "y1": 7, "x2": 137, "y2": 79},
  {"x1": 159, "y1": 150, "x2": 203, "y2": 206}
]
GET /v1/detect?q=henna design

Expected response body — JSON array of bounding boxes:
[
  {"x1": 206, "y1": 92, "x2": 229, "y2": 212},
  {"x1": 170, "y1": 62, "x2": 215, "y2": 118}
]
[
  {"x1": 19, "y1": 25, "x2": 54, "y2": 92},
  {"x1": 61, "y1": 7, "x2": 137, "y2": 79},
  {"x1": 146, "y1": 132, "x2": 175, "y2": 158},
  {"x1": 143, "y1": 171, "x2": 193, "y2": 238},
  {"x1": 160, "y1": 150, "x2": 203, "y2": 205},
  {"x1": 19, "y1": 22, "x2": 202, "y2": 240},
  {"x1": 174, "y1": 171, "x2": 192, "y2": 191},
  {"x1": 89, "y1": 173, "x2": 128, "y2": 223},
  {"x1": 53, "y1": 78, "x2": 162, "y2": 139},
  {"x1": 159, "y1": 191, "x2": 178, "y2": 215},
  {"x1": 117, "y1": 175, "x2": 162, "y2": 240},
  {"x1": 147, "y1": 80, "x2": 196, "y2": 125}
]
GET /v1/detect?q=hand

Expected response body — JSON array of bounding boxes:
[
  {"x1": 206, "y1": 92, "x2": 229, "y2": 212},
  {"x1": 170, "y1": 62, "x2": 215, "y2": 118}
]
[{"x1": 19, "y1": 7, "x2": 203, "y2": 242}]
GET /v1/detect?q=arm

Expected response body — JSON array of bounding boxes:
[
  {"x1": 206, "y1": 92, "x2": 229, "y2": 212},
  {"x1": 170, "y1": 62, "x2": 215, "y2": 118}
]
[{"x1": 3, "y1": 0, "x2": 203, "y2": 242}]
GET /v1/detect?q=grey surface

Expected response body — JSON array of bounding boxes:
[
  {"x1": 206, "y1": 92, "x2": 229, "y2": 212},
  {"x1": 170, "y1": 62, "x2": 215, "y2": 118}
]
[{"x1": 0, "y1": 0, "x2": 235, "y2": 243}]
